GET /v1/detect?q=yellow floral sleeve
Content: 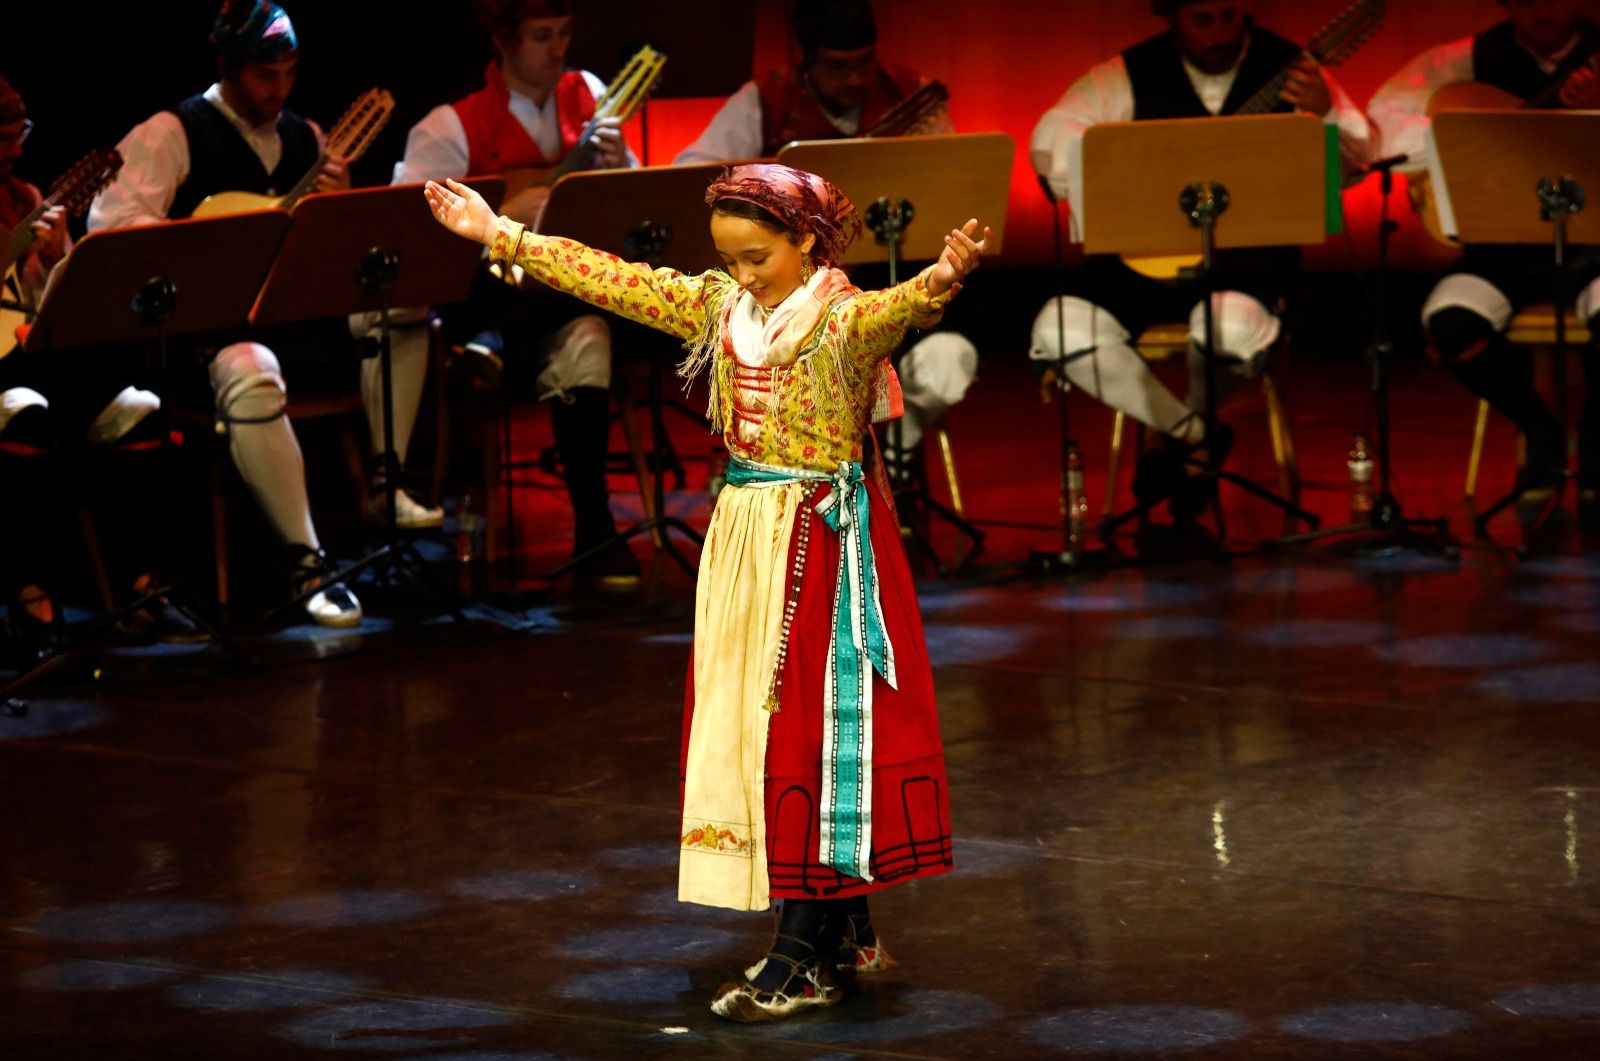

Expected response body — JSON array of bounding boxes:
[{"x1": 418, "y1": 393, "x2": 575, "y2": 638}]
[
  {"x1": 832, "y1": 265, "x2": 952, "y2": 364},
  {"x1": 489, "y1": 216, "x2": 729, "y2": 342}
]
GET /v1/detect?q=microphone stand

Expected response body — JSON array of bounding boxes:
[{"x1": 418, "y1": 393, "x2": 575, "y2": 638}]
[
  {"x1": 1272, "y1": 155, "x2": 1457, "y2": 558},
  {"x1": 1027, "y1": 175, "x2": 1110, "y2": 573}
]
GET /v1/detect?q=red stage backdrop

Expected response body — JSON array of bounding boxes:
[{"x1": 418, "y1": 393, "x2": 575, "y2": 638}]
[{"x1": 627, "y1": 0, "x2": 1599, "y2": 272}]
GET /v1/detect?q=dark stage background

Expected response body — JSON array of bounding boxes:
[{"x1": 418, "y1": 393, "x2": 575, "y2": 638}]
[{"x1": 8, "y1": 0, "x2": 1598, "y2": 270}]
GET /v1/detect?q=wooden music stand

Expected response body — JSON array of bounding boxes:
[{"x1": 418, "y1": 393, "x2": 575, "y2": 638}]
[
  {"x1": 1431, "y1": 111, "x2": 1600, "y2": 545},
  {"x1": 536, "y1": 164, "x2": 727, "y2": 579},
  {"x1": 1081, "y1": 114, "x2": 1328, "y2": 547},
  {"x1": 776, "y1": 134, "x2": 1013, "y2": 573},
  {"x1": 1429, "y1": 111, "x2": 1600, "y2": 245},
  {"x1": 24, "y1": 212, "x2": 287, "y2": 354},
  {"x1": 251, "y1": 179, "x2": 504, "y2": 326},
  {"x1": 8, "y1": 213, "x2": 289, "y2": 689},
  {"x1": 1082, "y1": 114, "x2": 1327, "y2": 256},
  {"x1": 777, "y1": 134, "x2": 1013, "y2": 266},
  {"x1": 249, "y1": 180, "x2": 505, "y2": 622}
]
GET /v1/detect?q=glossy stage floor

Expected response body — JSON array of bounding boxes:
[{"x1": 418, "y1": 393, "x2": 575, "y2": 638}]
[{"x1": 4, "y1": 355, "x2": 1600, "y2": 1059}]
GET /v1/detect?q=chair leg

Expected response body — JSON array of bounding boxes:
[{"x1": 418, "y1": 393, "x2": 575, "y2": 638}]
[
  {"x1": 341, "y1": 429, "x2": 368, "y2": 519},
  {"x1": 77, "y1": 505, "x2": 118, "y2": 615},
  {"x1": 429, "y1": 318, "x2": 451, "y2": 506},
  {"x1": 1465, "y1": 398, "x2": 1490, "y2": 504},
  {"x1": 615, "y1": 379, "x2": 658, "y2": 530},
  {"x1": 1262, "y1": 373, "x2": 1297, "y2": 501},
  {"x1": 482, "y1": 409, "x2": 501, "y2": 563},
  {"x1": 934, "y1": 424, "x2": 966, "y2": 519},
  {"x1": 1104, "y1": 410, "x2": 1125, "y2": 519},
  {"x1": 211, "y1": 452, "x2": 230, "y2": 610}
]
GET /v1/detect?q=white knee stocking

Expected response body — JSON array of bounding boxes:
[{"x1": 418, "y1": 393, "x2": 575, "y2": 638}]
[
  {"x1": 210, "y1": 343, "x2": 319, "y2": 549},
  {"x1": 1030, "y1": 297, "x2": 1198, "y2": 440}
]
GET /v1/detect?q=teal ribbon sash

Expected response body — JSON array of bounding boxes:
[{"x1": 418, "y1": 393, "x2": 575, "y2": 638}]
[{"x1": 725, "y1": 455, "x2": 896, "y2": 880}]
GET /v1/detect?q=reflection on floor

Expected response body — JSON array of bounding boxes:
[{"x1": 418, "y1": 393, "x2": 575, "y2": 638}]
[{"x1": 5, "y1": 358, "x2": 1600, "y2": 1058}]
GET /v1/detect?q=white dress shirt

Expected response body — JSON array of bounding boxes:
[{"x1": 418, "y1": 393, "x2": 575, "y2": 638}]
[
  {"x1": 1031, "y1": 46, "x2": 1375, "y2": 240},
  {"x1": 89, "y1": 83, "x2": 326, "y2": 231}
]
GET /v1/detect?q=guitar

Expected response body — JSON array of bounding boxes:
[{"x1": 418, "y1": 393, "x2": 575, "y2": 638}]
[
  {"x1": 2, "y1": 146, "x2": 124, "y2": 351},
  {"x1": 500, "y1": 44, "x2": 667, "y2": 207},
  {"x1": 1122, "y1": 0, "x2": 1388, "y2": 280},
  {"x1": 190, "y1": 87, "x2": 395, "y2": 218},
  {"x1": 864, "y1": 80, "x2": 950, "y2": 139},
  {"x1": 1414, "y1": 51, "x2": 1600, "y2": 243}
]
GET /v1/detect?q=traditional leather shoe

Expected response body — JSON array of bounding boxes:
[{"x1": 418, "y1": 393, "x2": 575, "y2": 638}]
[
  {"x1": 836, "y1": 936, "x2": 896, "y2": 977},
  {"x1": 711, "y1": 950, "x2": 841, "y2": 1023}
]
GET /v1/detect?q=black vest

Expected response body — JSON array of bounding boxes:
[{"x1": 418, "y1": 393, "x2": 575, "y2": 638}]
[
  {"x1": 1123, "y1": 26, "x2": 1305, "y2": 120},
  {"x1": 168, "y1": 93, "x2": 319, "y2": 220},
  {"x1": 1472, "y1": 18, "x2": 1600, "y2": 105}
]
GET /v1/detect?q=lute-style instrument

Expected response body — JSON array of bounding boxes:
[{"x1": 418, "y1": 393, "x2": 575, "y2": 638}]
[
  {"x1": 1121, "y1": 0, "x2": 1387, "y2": 280},
  {"x1": 2, "y1": 146, "x2": 124, "y2": 351},
  {"x1": 864, "y1": 80, "x2": 950, "y2": 139},
  {"x1": 190, "y1": 86, "x2": 395, "y2": 218},
  {"x1": 500, "y1": 45, "x2": 667, "y2": 200}
]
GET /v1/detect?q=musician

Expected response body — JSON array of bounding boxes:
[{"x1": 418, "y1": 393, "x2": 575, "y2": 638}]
[
  {"x1": 386, "y1": 0, "x2": 640, "y2": 588},
  {"x1": 1369, "y1": 0, "x2": 1600, "y2": 507},
  {"x1": 0, "y1": 76, "x2": 177, "y2": 652},
  {"x1": 87, "y1": 1, "x2": 364, "y2": 627},
  {"x1": 673, "y1": 0, "x2": 952, "y2": 164},
  {"x1": 676, "y1": 0, "x2": 976, "y2": 486},
  {"x1": 1029, "y1": 0, "x2": 1374, "y2": 520}
]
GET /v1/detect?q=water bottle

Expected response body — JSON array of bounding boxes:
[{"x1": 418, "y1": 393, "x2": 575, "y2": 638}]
[
  {"x1": 1065, "y1": 440, "x2": 1088, "y2": 548},
  {"x1": 1347, "y1": 431, "x2": 1374, "y2": 516},
  {"x1": 456, "y1": 490, "x2": 485, "y2": 565}
]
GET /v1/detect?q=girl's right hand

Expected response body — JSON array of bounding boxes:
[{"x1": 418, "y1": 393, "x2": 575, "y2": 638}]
[{"x1": 424, "y1": 177, "x2": 498, "y2": 246}]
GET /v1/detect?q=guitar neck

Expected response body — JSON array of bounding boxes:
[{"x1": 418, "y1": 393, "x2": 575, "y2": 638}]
[
  {"x1": 278, "y1": 151, "x2": 330, "y2": 211},
  {"x1": 1235, "y1": 54, "x2": 1304, "y2": 117}
]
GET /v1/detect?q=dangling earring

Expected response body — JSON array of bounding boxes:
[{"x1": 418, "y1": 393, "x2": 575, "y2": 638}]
[{"x1": 800, "y1": 255, "x2": 814, "y2": 284}]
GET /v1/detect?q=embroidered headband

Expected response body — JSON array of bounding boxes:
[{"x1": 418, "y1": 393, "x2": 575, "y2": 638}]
[
  {"x1": 211, "y1": 1, "x2": 298, "y2": 67},
  {"x1": 705, "y1": 163, "x2": 861, "y2": 267}
]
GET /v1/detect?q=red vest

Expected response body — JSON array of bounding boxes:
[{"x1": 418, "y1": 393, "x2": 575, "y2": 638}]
[
  {"x1": 756, "y1": 62, "x2": 926, "y2": 156},
  {"x1": 452, "y1": 63, "x2": 597, "y2": 174}
]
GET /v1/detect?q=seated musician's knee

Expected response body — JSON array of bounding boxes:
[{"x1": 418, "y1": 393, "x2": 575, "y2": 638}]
[
  {"x1": 0, "y1": 388, "x2": 51, "y2": 450},
  {"x1": 1425, "y1": 306, "x2": 1497, "y2": 363},
  {"x1": 209, "y1": 342, "x2": 288, "y2": 423},
  {"x1": 1028, "y1": 296, "x2": 1130, "y2": 364},
  {"x1": 0, "y1": 385, "x2": 49, "y2": 438},
  {"x1": 1421, "y1": 274, "x2": 1512, "y2": 363},
  {"x1": 899, "y1": 333, "x2": 979, "y2": 447},
  {"x1": 85, "y1": 386, "x2": 162, "y2": 447},
  {"x1": 537, "y1": 314, "x2": 612, "y2": 399},
  {"x1": 1188, "y1": 293, "x2": 1280, "y2": 374}
]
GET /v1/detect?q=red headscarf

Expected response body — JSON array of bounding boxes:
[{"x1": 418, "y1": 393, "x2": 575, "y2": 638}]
[{"x1": 705, "y1": 163, "x2": 861, "y2": 267}]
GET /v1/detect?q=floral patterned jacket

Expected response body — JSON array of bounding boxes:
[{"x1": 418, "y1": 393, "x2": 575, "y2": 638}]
[{"x1": 489, "y1": 217, "x2": 951, "y2": 474}]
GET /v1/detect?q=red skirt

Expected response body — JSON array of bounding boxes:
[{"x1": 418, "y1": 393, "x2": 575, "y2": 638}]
[{"x1": 683, "y1": 477, "x2": 953, "y2": 900}]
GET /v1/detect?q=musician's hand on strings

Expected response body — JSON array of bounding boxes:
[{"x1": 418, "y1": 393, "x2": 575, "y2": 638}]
[
  {"x1": 1280, "y1": 58, "x2": 1332, "y2": 117},
  {"x1": 425, "y1": 177, "x2": 498, "y2": 246},
  {"x1": 1560, "y1": 66, "x2": 1600, "y2": 109},
  {"x1": 315, "y1": 154, "x2": 352, "y2": 193},
  {"x1": 590, "y1": 117, "x2": 628, "y2": 168},
  {"x1": 30, "y1": 205, "x2": 68, "y2": 267},
  {"x1": 927, "y1": 219, "x2": 990, "y2": 299}
]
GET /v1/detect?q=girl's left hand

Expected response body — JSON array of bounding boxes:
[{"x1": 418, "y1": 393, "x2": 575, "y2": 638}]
[{"x1": 928, "y1": 219, "x2": 990, "y2": 298}]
